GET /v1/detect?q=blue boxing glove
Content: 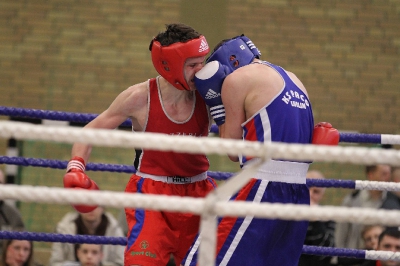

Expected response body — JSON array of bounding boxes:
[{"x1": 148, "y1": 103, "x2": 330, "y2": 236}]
[{"x1": 195, "y1": 60, "x2": 232, "y2": 126}]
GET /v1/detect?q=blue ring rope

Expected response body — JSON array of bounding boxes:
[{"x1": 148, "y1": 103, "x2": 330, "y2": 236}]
[
  {"x1": 0, "y1": 231, "x2": 367, "y2": 259},
  {"x1": 0, "y1": 155, "x2": 355, "y2": 188},
  {"x1": 0, "y1": 106, "x2": 390, "y2": 144}
]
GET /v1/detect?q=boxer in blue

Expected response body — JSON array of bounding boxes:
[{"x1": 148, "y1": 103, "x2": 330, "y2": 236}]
[{"x1": 182, "y1": 35, "x2": 339, "y2": 266}]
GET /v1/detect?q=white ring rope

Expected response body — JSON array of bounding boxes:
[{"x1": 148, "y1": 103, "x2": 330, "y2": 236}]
[
  {"x1": 3, "y1": 121, "x2": 400, "y2": 264},
  {"x1": 355, "y1": 180, "x2": 400, "y2": 191},
  {"x1": 1, "y1": 185, "x2": 400, "y2": 227},
  {"x1": 366, "y1": 250, "x2": 400, "y2": 261},
  {"x1": 382, "y1": 134, "x2": 400, "y2": 145},
  {"x1": 1, "y1": 121, "x2": 400, "y2": 166}
]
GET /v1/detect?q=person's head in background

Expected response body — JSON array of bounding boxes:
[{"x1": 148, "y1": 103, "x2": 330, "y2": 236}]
[
  {"x1": 366, "y1": 164, "x2": 391, "y2": 182},
  {"x1": 377, "y1": 227, "x2": 400, "y2": 266},
  {"x1": 1, "y1": 238, "x2": 34, "y2": 266},
  {"x1": 80, "y1": 207, "x2": 104, "y2": 225},
  {"x1": 365, "y1": 164, "x2": 392, "y2": 200},
  {"x1": 307, "y1": 170, "x2": 326, "y2": 206},
  {"x1": 75, "y1": 206, "x2": 109, "y2": 237},
  {"x1": 76, "y1": 243, "x2": 103, "y2": 266},
  {"x1": 361, "y1": 225, "x2": 385, "y2": 250},
  {"x1": 77, "y1": 206, "x2": 106, "y2": 235}
]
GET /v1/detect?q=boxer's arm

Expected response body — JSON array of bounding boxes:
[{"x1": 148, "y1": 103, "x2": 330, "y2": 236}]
[
  {"x1": 71, "y1": 83, "x2": 148, "y2": 161},
  {"x1": 220, "y1": 74, "x2": 247, "y2": 162}
]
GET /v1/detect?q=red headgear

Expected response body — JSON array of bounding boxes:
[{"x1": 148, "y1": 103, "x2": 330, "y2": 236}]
[{"x1": 150, "y1": 35, "x2": 209, "y2": 90}]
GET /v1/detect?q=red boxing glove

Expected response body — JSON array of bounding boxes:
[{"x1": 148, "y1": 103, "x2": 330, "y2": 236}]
[
  {"x1": 312, "y1": 122, "x2": 340, "y2": 145},
  {"x1": 64, "y1": 156, "x2": 99, "y2": 213}
]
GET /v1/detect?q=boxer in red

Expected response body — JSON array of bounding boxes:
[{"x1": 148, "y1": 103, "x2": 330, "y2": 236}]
[{"x1": 63, "y1": 23, "x2": 216, "y2": 266}]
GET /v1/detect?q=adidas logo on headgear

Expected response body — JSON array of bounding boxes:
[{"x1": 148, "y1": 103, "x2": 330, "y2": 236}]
[
  {"x1": 199, "y1": 39, "x2": 209, "y2": 52},
  {"x1": 205, "y1": 89, "x2": 220, "y2": 100},
  {"x1": 246, "y1": 40, "x2": 256, "y2": 49},
  {"x1": 246, "y1": 40, "x2": 261, "y2": 55}
]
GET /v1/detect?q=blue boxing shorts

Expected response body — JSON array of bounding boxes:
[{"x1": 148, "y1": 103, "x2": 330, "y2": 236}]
[{"x1": 182, "y1": 160, "x2": 310, "y2": 266}]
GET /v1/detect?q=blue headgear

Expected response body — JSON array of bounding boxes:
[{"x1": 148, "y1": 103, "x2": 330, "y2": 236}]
[{"x1": 206, "y1": 35, "x2": 261, "y2": 72}]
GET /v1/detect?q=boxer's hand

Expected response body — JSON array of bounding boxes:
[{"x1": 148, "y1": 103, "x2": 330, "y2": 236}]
[
  {"x1": 312, "y1": 122, "x2": 340, "y2": 145},
  {"x1": 64, "y1": 156, "x2": 99, "y2": 213},
  {"x1": 195, "y1": 60, "x2": 232, "y2": 126}
]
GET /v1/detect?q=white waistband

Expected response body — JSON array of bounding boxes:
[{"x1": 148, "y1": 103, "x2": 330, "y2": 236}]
[
  {"x1": 242, "y1": 159, "x2": 309, "y2": 184},
  {"x1": 136, "y1": 171, "x2": 208, "y2": 184}
]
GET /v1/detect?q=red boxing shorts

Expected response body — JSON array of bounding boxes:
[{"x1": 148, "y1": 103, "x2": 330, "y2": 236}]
[{"x1": 124, "y1": 173, "x2": 216, "y2": 266}]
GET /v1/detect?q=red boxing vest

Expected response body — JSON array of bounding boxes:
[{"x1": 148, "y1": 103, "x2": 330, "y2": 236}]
[{"x1": 135, "y1": 77, "x2": 210, "y2": 177}]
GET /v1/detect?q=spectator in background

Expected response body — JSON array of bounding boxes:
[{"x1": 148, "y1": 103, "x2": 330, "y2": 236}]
[
  {"x1": 76, "y1": 244, "x2": 103, "y2": 266},
  {"x1": 298, "y1": 170, "x2": 335, "y2": 266},
  {"x1": 335, "y1": 164, "x2": 391, "y2": 250},
  {"x1": 331, "y1": 225, "x2": 386, "y2": 266},
  {"x1": 0, "y1": 238, "x2": 41, "y2": 266},
  {"x1": 58, "y1": 243, "x2": 103, "y2": 266},
  {"x1": 360, "y1": 227, "x2": 400, "y2": 266},
  {"x1": 381, "y1": 167, "x2": 400, "y2": 210},
  {"x1": 49, "y1": 207, "x2": 124, "y2": 266},
  {"x1": 0, "y1": 169, "x2": 25, "y2": 254},
  {"x1": 361, "y1": 225, "x2": 385, "y2": 251},
  {"x1": 0, "y1": 169, "x2": 24, "y2": 230}
]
